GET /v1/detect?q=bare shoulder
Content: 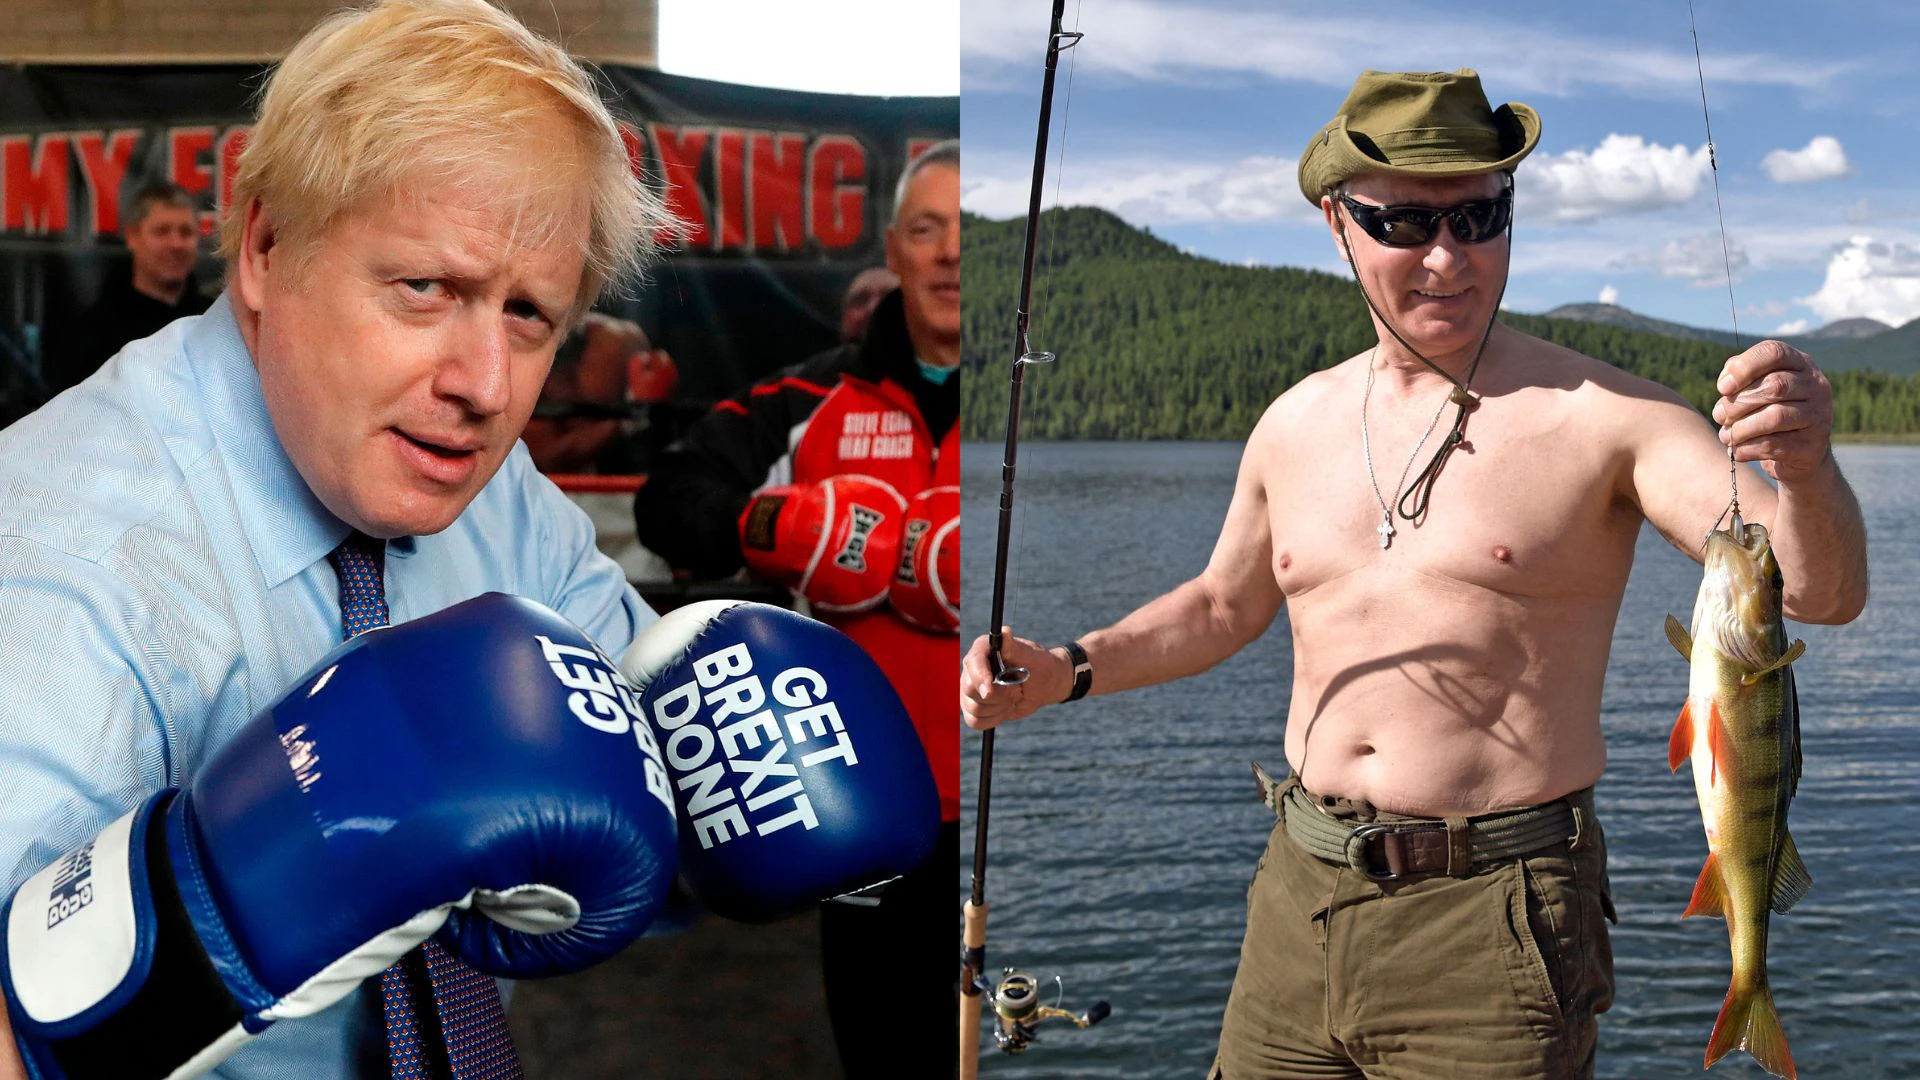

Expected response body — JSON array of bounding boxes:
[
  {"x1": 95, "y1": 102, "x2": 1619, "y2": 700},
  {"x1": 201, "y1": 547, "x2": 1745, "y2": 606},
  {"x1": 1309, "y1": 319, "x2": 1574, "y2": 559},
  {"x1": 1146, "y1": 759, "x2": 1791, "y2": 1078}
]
[
  {"x1": 1499, "y1": 326, "x2": 1703, "y2": 434},
  {"x1": 1251, "y1": 351, "x2": 1367, "y2": 444}
]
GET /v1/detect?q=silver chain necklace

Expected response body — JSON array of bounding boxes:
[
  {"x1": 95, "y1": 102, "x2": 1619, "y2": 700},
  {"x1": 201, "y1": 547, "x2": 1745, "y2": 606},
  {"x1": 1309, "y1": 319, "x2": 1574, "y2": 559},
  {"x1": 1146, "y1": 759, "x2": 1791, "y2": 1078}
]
[{"x1": 1360, "y1": 347, "x2": 1457, "y2": 549}]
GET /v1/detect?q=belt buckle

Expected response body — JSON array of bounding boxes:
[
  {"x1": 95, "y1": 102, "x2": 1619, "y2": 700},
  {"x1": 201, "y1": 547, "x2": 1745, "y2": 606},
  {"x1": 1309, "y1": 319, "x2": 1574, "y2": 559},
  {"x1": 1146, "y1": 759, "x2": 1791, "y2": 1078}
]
[{"x1": 1344, "y1": 821, "x2": 1446, "y2": 880}]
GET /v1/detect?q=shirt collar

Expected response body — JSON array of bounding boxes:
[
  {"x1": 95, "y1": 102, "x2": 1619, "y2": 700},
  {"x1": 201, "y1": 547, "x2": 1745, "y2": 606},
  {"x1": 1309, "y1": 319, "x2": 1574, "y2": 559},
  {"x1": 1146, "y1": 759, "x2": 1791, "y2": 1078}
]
[{"x1": 180, "y1": 292, "x2": 417, "y2": 588}]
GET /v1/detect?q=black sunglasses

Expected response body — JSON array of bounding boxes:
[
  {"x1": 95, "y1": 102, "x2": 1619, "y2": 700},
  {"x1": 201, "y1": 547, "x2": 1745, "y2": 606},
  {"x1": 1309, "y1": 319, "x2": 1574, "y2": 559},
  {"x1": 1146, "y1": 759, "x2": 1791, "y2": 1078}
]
[{"x1": 1336, "y1": 190, "x2": 1513, "y2": 248}]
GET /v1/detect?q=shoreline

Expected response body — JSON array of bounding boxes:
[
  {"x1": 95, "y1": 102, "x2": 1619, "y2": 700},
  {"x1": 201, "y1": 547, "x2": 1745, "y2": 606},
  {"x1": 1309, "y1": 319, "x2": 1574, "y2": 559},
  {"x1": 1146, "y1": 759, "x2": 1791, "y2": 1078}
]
[{"x1": 1833, "y1": 432, "x2": 1920, "y2": 445}]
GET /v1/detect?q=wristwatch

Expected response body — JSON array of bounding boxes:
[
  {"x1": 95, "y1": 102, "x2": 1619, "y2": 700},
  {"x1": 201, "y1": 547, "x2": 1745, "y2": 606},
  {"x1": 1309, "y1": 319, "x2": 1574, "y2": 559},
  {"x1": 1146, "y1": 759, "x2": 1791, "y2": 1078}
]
[{"x1": 1061, "y1": 640, "x2": 1092, "y2": 703}]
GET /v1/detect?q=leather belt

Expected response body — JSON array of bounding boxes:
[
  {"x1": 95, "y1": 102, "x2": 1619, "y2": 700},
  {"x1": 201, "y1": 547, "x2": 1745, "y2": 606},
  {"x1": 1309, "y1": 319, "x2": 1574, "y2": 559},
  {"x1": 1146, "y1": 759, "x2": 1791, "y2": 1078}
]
[{"x1": 1252, "y1": 762, "x2": 1585, "y2": 880}]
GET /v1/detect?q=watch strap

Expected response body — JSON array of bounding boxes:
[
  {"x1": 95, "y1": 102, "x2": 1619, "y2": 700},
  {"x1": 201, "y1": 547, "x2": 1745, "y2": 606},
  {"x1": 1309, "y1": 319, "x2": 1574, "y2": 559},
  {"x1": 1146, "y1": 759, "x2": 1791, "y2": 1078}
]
[{"x1": 1062, "y1": 640, "x2": 1092, "y2": 703}]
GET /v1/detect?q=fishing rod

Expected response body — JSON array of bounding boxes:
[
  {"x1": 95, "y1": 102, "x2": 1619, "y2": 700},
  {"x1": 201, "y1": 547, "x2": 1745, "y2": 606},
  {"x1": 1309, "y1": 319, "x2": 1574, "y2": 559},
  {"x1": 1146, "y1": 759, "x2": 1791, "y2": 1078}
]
[{"x1": 961, "y1": 1, "x2": 1108, "y2": 1073}]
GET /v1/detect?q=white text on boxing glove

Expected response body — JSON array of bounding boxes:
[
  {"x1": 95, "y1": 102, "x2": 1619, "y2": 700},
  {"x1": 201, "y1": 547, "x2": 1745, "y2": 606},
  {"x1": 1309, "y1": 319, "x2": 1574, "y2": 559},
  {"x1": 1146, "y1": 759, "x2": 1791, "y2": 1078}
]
[
  {"x1": 647, "y1": 642, "x2": 862, "y2": 850},
  {"x1": 536, "y1": 634, "x2": 674, "y2": 814}
]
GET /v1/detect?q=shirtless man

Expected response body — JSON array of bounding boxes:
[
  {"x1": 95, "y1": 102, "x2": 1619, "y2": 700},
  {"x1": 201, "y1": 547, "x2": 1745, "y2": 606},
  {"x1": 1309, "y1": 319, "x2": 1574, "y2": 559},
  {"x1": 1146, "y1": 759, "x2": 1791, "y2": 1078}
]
[{"x1": 959, "y1": 69, "x2": 1868, "y2": 1078}]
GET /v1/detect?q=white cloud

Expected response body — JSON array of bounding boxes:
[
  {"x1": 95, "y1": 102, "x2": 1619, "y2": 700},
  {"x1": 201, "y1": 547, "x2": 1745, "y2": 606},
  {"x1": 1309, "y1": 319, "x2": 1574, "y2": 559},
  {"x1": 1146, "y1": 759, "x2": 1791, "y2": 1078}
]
[
  {"x1": 1519, "y1": 136, "x2": 1712, "y2": 223},
  {"x1": 1774, "y1": 318, "x2": 1812, "y2": 334},
  {"x1": 1598, "y1": 284, "x2": 1619, "y2": 305},
  {"x1": 1616, "y1": 232, "x2": 1750, "y2": 285},
  {"x1": 1798, "y1": 236, "x2": 1920, "y2": 327},
  {"x1": 961, "y1": 152, "x2": 1321, "y2": 226},
  {"x1": 1844, "y1": 197, "x2": 1915, "y2": 224},
  {"x1": 961, "y1": 0, "x2": 1849, "y2": 97},
  {"x1": 1761, "y1": 136, "x2": 1852, "y2": 184}
]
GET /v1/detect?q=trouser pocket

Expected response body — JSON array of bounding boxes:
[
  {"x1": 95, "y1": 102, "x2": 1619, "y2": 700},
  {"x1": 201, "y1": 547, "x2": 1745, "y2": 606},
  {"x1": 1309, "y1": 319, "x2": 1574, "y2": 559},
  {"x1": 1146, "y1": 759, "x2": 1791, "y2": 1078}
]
[{"x1": 1518, "y1": 841, "x2": 1616, "y2": 1020}]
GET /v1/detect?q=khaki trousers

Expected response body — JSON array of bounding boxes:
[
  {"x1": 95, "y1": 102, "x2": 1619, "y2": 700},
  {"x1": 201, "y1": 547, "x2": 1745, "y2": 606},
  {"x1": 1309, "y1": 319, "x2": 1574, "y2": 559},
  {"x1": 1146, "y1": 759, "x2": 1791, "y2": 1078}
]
[{"x1": 1210, "y1": 786, "x2": 1617, "y2": 1079}]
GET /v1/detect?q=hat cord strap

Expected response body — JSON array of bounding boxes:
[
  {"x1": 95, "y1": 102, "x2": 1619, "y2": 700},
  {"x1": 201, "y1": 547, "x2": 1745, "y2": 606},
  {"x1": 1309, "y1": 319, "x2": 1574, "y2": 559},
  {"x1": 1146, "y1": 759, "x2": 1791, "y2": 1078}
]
[{"x1": 1335, "y1": 214, "x2": 1514, "y2": 524}]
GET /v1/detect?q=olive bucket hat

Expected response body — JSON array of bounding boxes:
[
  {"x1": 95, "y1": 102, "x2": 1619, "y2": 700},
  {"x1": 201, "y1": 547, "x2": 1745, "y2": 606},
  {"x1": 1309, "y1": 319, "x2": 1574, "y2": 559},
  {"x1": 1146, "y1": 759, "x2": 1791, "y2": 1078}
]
[{"x1": 1297, "y1": 69, "x2": 1540, "y2": 205}]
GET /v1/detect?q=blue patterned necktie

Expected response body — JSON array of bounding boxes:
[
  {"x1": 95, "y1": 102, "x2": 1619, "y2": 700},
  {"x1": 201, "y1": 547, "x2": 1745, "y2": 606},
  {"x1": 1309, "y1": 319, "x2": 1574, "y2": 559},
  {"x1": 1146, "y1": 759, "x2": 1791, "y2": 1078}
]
[{"x1": 328, "y1": 534, "x2": 524, "y2": 1079}]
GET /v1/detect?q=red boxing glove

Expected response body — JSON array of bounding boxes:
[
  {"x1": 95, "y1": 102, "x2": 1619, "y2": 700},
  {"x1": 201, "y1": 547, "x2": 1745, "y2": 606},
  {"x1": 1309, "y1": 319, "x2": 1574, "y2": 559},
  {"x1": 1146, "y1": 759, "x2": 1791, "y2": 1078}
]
[
  {"x1": 739, "y1": 475, "x2": 906, "y2": 612},
  {"x1": 889, "y1": 485, "x2": 959, "y2": 633}
]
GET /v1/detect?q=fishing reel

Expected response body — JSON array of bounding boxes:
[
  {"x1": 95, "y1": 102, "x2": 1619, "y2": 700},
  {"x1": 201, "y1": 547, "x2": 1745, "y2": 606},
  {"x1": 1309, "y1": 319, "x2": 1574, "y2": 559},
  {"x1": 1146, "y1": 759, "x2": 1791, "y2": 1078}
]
[{"x1": 974, "y1": 966, "x2": 1111, "y2": 1054}]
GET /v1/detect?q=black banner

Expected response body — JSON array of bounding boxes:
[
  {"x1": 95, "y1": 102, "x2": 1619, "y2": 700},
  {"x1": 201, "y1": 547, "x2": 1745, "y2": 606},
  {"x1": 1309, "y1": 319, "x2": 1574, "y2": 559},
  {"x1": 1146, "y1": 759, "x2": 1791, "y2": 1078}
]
[{"x1": 0, "y1": 63, "x2": 957, "y2": 417}]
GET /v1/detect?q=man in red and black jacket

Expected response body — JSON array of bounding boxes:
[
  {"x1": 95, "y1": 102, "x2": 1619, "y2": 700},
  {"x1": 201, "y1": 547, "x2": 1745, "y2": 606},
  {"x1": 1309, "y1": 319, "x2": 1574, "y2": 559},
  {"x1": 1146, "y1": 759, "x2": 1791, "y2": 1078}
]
[{"x1": 634, "y1": 140, "x2": 958, "y2": 1077}]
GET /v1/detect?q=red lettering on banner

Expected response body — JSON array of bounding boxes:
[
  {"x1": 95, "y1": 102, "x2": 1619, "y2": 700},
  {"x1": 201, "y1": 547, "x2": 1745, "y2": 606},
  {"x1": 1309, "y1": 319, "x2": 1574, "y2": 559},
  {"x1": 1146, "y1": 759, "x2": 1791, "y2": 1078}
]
[
  {"x1": 169, "y1": 127, "x2": 214, "y2": 195},
  {"x1": 649, "y1": 124, "x2": 710, "y2": 248},
  {"x1": 169, "y1": 126, "x2": 216, "y2": 234},
  {"x1": 908, "y1": 138, "x2": 939, "y2": 161},
  {"x1": 75, "y1": 130, "x2": 141, "y2": 237},
  {"x1": 713, "y1": 128, "x2": 747, "y2": 251},
  {"x1": 2, "y1": 133, "x2": 72, "y2": 234},
  {"x1": 807, "y1": 135, "x2": 865, "y2": 250},
  {"x1": 750, "y1": 131, "x2": 806, "y2": 252},
  {"x1": 217, "y1": 126, "x2": 250, "y2": 217}
]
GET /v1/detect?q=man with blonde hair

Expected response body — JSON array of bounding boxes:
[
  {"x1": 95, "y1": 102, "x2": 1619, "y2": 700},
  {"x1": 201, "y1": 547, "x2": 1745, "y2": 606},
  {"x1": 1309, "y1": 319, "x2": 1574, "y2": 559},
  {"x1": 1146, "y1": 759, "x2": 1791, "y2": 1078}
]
[{"x1": 0, "y1": 2, "x2": 758, "y2": 1078}]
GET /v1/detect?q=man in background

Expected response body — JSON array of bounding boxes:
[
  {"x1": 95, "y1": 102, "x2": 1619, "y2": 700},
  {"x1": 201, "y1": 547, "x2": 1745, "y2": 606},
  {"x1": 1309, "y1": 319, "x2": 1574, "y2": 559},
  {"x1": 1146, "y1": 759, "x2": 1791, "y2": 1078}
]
[
  {"x1": 45, "y1": 182, "x2": 211, "y2": 394},
  {"x1": 635, "y1": 139, "x2": 960, "y2": 1078}
]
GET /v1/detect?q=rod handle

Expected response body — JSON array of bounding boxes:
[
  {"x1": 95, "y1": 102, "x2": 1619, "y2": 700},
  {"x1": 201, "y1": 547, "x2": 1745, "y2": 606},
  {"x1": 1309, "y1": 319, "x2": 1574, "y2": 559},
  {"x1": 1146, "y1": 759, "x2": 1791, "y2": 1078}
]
[{"x1": 960, "y1": 899, "x2": 989, "y2": 1079}]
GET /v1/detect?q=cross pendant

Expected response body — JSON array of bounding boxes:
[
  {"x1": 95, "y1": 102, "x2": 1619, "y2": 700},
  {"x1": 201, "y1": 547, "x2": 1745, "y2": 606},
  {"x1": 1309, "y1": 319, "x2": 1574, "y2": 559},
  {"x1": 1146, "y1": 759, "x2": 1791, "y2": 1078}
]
[{"x1": 1377, "y1": 513, "x2": 1395, "y2": 549}]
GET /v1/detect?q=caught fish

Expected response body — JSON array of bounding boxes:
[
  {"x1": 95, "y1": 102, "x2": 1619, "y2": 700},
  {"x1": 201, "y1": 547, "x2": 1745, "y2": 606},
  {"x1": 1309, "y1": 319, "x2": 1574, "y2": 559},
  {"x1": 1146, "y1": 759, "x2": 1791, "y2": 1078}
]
[{"x1": 1664, "y1": 519, "x2": 1810, "y2": 1080}]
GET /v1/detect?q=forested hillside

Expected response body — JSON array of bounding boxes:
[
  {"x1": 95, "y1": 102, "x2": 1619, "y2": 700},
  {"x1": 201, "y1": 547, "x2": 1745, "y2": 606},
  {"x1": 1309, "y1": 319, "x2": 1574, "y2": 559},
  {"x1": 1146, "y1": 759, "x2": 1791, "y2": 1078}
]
[{"x1": 960, "y1": 208, "x2": 1920, "y2": 440}]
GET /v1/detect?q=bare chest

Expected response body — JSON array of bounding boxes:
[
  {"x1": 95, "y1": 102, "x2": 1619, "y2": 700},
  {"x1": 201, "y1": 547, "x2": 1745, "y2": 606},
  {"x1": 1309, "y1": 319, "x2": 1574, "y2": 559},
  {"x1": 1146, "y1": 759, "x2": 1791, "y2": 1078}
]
[{"x1": 1263, "y1": 391, "x2": 1639, "y2": 601}]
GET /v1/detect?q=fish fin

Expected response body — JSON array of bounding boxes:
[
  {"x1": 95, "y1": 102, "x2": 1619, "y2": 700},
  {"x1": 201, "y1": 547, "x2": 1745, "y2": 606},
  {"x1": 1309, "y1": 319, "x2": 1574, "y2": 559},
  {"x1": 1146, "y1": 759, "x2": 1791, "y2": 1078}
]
[
  {"x1": 1770, "y1": 832, "x2": 1813, "y2": 915},
  {"x1": 1664, "y1": 614, "x2": 1693, "y2": 660},
  {"x1": 1669, "y1": 700, "x2": 1694, "y2": 772},
  {"x1": 1683, "y1": 851, "x2": 1725, "y2": 918},
  {"x1": 1741, "y1": 639, "x2": 1807, "y2": 685},
  {"x1": 1705, "y1": 982, "x2": 1797, "y2": 1080},
  {"x1": 1785, "y1": 665, "x2": 1803, "y2": 798}
]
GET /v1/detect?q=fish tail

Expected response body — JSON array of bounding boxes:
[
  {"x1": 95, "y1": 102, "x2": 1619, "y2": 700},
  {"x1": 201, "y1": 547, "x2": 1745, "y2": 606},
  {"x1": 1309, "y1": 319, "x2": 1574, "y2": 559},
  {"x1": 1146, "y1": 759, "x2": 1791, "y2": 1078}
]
[{"x1": 1704, "y1": 980, "x2": 1796, "y2": 1079}]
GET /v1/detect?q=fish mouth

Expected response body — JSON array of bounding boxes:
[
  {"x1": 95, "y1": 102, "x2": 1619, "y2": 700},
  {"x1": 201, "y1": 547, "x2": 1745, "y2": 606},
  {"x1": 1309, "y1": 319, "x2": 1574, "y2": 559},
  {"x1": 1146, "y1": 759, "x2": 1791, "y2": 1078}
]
[{"x1": 1695, "y1": 522, "x2": 1782, "y2": 669}]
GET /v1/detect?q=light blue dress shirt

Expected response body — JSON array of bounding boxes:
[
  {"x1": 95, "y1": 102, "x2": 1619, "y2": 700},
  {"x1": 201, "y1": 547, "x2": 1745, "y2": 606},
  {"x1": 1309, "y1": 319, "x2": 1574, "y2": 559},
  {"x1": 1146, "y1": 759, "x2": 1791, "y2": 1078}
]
[{"x1": 0, "y1": 293, "x2": 656, "y2": 1078}]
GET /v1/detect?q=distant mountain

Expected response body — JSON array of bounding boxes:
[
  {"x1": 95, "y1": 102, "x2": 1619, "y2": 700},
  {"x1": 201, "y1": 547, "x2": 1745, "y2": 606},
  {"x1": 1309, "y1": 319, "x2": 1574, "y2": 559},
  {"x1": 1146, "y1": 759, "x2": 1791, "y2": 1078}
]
[
  {"x1": 960, "y1": 208, "x2": 1920, "y2": 439},
  {"x1": 1811, "y1": 317, "x2": 1920, "y2": 377},
  {"x1": 1543, "y1": 303, "x2": 1743, "y2": 348},
  {"x1": 1540, "y1": 303, "x2": 1920, "y2": 375},
  {"x1": 1802, "y1": 316, "x2": 1892, "y2": 341}
]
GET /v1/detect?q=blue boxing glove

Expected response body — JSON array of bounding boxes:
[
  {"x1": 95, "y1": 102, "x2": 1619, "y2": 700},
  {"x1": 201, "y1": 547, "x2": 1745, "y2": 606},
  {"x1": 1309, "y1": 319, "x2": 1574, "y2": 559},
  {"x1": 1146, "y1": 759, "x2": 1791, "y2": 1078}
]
[
  {"x1": 2, "y1": 593, "x2": 676, "y2": 1079},
  {"x1": 619, "y1": 600, "x2": 940, "y2": 923}
]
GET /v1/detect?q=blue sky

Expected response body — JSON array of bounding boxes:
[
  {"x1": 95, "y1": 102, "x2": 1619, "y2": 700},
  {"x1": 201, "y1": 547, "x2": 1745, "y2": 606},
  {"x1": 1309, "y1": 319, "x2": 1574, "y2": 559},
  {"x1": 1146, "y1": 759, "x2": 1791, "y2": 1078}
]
[{"x1": 961, "y1": 0, "x2": 1920, "y2": 333}]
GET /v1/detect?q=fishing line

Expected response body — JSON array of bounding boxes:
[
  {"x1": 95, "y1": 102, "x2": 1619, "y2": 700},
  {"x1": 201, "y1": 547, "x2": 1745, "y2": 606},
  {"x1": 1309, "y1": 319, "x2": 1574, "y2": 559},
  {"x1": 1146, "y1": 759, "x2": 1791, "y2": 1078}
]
[
  {"x1": 1012, "y1": 0, "x2": 1081, "y2": 636},
  {"x1": 1031, "y1": 0, "x2": 1083, "y2": 350},
  {"x1": 1689, "y1": 2, "x2": 1745, "y2": 534}
]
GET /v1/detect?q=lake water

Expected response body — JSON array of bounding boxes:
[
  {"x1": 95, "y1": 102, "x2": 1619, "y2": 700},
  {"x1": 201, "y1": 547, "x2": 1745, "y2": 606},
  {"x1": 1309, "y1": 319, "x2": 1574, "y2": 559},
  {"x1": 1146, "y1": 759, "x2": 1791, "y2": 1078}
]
[{"x1": 959, "y1": 442, "x2": 1919, "y2": 1079}]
